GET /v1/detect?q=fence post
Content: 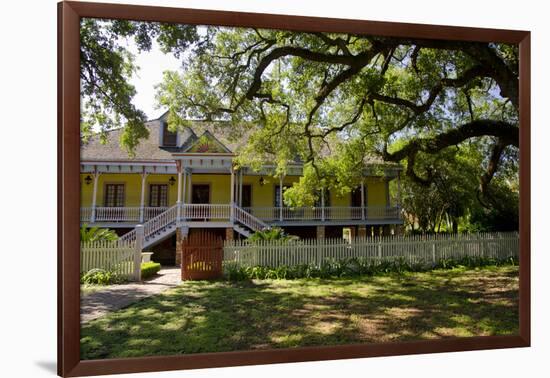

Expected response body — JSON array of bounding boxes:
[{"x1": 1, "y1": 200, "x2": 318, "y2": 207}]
[
  {"x1": 317, "y1": 239, "x2": 323, "y2": 267},
  {"x1": 432, "y1": 241, "x2": 436, "y2": 264},
  {"x1": 134, "y1": 225, "x2": 144, "y2": 281}
]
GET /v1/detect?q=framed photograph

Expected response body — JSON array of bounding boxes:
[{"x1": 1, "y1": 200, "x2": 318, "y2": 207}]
[{"x1": 58, "y1": 1, "x2": 530, "y2": 376}]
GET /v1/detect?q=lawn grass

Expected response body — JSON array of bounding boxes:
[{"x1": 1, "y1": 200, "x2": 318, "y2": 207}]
[{"x1": 81, "y1": 265, "x2": 519, "y2": 359}]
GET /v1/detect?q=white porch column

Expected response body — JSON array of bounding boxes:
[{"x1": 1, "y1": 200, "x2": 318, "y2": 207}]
[
  {"x1": 321, "y1": 187, "x2": 325, "y2": 221},
  {"x1": 239, "y1": 169, "x2": 243, "y2": 207},
  {"x1": 234, "y1": 169, "x2": 239, "y2": 206},
  {"x1": 230, "y1": 167, "x2": 235, "y2": 222},
  {"x1": 139, "y1": 171, "x2": 148, "y2": 223},
  {"x1": 182, "y1": 169, "x2": 187, "y2": 204},
  {"x1": 181, "y1": 168, "x2": 187, "y2": 221},
  {"x1": 90, "y1": 171, "x2": 100, "y2": 223},
  {"x1": 187, "y1": 169, "x2": 193, "y2": 203},
  {"x1": 279, "y1": 175, "x2": 284, "y2": 221},
  {"x1": 176, "y1": 161, "x2": 183, "y2": 222},
  {"x1": 360, "y1": 180, "x2": 365, "y2": 220}
]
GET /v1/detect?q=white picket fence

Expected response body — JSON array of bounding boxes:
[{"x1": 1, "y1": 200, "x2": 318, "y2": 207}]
[
  {"x1": 223, "y1": 232, "x2": 519, "y2": 268},
  {"x1": 80, "y1": 239, "x2": 141, "y2": 281}
]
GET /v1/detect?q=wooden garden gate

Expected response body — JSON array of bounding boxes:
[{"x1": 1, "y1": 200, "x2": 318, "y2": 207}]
[{"x1": 180, "y1": 230, "x2": 223, "y2": 280}]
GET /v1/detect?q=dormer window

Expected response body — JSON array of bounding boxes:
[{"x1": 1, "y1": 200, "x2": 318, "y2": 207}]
[{"x1": 162, "y1": 123, "x2": 177, "y2": 146}]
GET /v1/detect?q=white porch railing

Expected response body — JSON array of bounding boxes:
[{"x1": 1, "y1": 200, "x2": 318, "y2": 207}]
[
  {"x1": 143, "y1": 207, "x2": 169, "y2": 220},
  {"x1": 94, "y1": 207, "x2": 141, "y2": 222},
  {"x1": 120, "y1": 205, "x2": 178, "y2": 245},
  {"x1": 81, "y1": 204, "x2": 232, "y2": 224},
  {"x1": 80, "y1": 207, "x2": 92, "y2": 222},
  {"x1": 180, "y1": 204, "x2": 231, "y2": 220},
  {"x1": 243, "y1": 206, "x2": 401, "y2": 222},
  {"x1": 82, "y1": 205, "x2": 402, "y2": 223},
  {"x1": 80, "y1": 206, "x2": 169, "y2": 222},
  {"x1": 143, "y1": 205, "x2": 178, "y2": 239}
]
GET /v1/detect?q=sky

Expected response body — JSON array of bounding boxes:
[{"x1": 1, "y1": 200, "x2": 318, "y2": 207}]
[{"x1": 123, "y1": 39, "x2": 182, "y2": 121}]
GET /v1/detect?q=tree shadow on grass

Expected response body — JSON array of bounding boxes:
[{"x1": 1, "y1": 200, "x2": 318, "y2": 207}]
[{"x1": 80, "y1": 267, "x2": 519, "y2": 360}]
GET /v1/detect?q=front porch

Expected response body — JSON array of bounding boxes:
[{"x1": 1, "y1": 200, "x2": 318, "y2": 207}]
[
  {"x1": 80, "y1": 156, "x2": 404, "y2": 232},
  {"x1": 80, "y1": 203, "x2": 402, "y2": 227}
]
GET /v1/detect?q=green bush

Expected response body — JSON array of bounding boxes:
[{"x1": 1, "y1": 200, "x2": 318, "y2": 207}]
[
  {"x1": 248, "y1": 227, "x2": 299, "y2": 243},
  {"x1": 141, "y1": 262, "x2": 161, "y2": 279},
  {"x1": 223, "y1": 255, "x2": 518, "y2": 281},
  {"x1": 80, "y1": 224, "x2": 119, "y2": 242},
  {"x1": 80, "y1": 268, "x2": 126, "y2": 285}
]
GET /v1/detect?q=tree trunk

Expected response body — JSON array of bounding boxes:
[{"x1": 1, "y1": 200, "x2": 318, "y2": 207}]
[{"x1": 452, "y1": 218, "x2": 458, "y2": 234}]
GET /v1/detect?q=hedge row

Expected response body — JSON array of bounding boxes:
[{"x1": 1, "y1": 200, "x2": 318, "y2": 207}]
[{"x1": 224, "y1": 256, "x2": 518, "y2": 281}]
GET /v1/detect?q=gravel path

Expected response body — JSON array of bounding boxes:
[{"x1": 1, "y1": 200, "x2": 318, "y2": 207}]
[{"x1": 80, "y1": 267, "x2": 181, "y2": 323}]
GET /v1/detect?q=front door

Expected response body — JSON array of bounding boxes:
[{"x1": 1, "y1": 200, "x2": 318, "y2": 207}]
[
  {"x1": 192, "y1": 184, "x2": 210, "y2": 220},
  {"x1": 351, "y1": 188, "x2": 362, "y2": 208},
  {"x1": 242, "y1": 185, "x2": 252, "y2": 208},
  {"x1": 192, "y1": 184, "x2": 210, "y2": 204}
]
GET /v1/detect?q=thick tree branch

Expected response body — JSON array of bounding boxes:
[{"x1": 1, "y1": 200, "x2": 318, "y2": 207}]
[
  {"x1": 245, "y1": 46, "x2": 379, "y2": 101},
  {"x1": 374, "y1": 37, "x2": 518, "y2": 109},
  {"x1": 464, "y1": 90, "x2": 475, "y2": 122},
  {"x1": 312, "y1": 33, "x2": 352, "y2": 55},
  {"x1": 463, "y1": 45, "x2": 518, "y2": 108},
  {"x1": 381, "y1": 119, "x2": 517, "y2": 187},
  {"x1": 382, "y1": 119, "x2": 518, "y2": 163},
  {"x1": 371, "y1": 65, "x2": 488, "y2": 114},
  {"x1": 478, "y1": 138, "x2": 507, "y2": 207}
]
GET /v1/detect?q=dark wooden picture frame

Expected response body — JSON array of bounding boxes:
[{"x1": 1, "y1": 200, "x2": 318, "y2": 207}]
[{"x1": 58, "y1": 1, "x2": 530, "y2": 376}]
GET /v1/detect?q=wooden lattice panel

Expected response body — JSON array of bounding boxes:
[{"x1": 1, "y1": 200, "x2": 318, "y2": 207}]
[{"x1": 181, "y1": 230, "x2": 223, "y2": 280}]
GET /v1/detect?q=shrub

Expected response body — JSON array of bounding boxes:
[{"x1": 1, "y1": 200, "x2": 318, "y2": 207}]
[
  {"x1": 248, "y1": 227, "x2": 299, "y2": 243},
  {"x1": 80, "y1": 224, "x2": 119, "y2": 242},
  {"x1": 223, "y1": 255, "x2": 518, "y2": 281},
  {"x1": 141, "y1": 262, "x2": 161, "y2": 279},
  {"x1": 80, "y1": 268, "x2": 125, "y2": 285},
  {"x1": 224, "y1": 263, "x2": 248, "y2": 281}
]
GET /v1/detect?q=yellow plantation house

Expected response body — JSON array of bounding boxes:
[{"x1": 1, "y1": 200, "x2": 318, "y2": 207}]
[{"x1": 81, "y1": 112, "x2": 404, "y2": 265}]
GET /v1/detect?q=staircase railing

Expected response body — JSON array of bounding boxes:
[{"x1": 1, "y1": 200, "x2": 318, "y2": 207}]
[
  {"x1": 120, "y1": 204, "x2": 179, "y2": 245},
  {"x1": 119, "y1": 203, "x2": 272, "y2": 245},
  {"x1": 119, "y1": 228, "x2": 138, "y2": 244},
  {"x1": 143, "y1": 204, "x2": 179, "y2": 238},
  {"x1": 234, "y1": 204, "x2": 270, "y2": 233}
]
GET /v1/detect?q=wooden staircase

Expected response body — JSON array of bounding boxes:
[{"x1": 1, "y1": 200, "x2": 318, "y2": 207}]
[
  {"x1": 233, "y1": 204, "x2": 270, "y2": 237},
  {"x1": 120, "y1": 204, "x2": 179, "y2": 248},
  {"x1": 118, "y1": 203, "x2": 269, "y2": 247}
]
